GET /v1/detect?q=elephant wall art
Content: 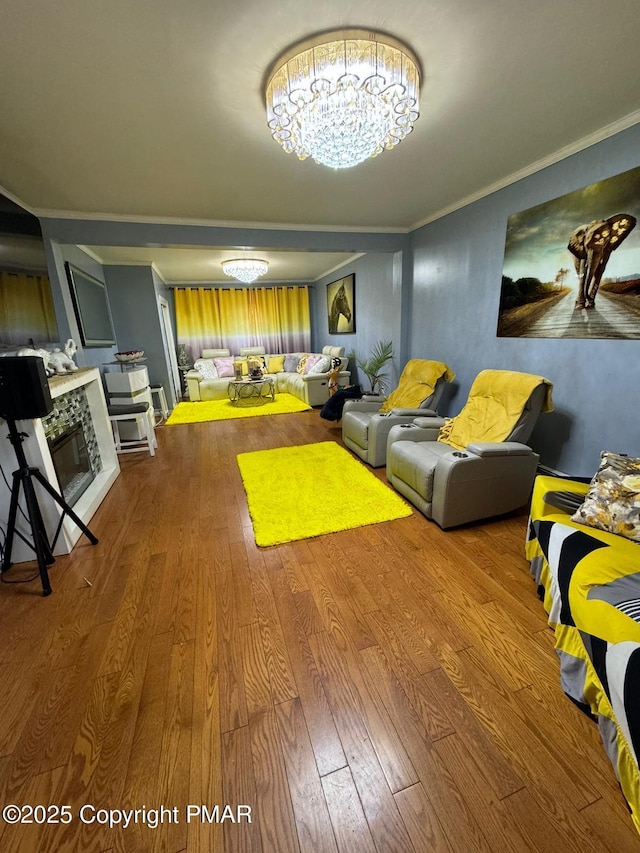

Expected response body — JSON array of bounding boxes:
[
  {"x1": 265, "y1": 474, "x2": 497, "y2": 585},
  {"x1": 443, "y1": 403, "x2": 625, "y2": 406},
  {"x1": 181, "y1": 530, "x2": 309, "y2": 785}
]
[
  {"x1": 498, "y1": 163, "x2": 640, "y2": 339},
  {"x1": 568, "y1": 214, "x2": 636, "y2": 309}
]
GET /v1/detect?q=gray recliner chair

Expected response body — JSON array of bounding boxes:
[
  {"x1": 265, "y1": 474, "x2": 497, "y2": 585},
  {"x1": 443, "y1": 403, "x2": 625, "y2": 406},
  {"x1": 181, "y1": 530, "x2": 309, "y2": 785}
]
[
  {"x1": 341, "y1": 359, "x2": 455, "y2": 467},
  {"x1": 385, "y1": 370, "x2": 553, "y2": 528}
]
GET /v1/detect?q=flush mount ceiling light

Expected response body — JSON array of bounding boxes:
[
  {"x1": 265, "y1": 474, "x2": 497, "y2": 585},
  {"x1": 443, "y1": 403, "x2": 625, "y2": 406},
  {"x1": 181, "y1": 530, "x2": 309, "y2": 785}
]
[
  {"x1": 221, "y1": 258, "x2": 269, "y2": 283},
  {"x1": 264, "y1": 28, "x2": 421, "y2": 170}
]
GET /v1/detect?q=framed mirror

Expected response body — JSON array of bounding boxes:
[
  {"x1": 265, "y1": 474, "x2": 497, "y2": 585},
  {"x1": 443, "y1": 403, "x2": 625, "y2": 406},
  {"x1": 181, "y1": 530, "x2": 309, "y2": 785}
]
[{"x1": 65, "y1": 262, "x2": 116, "y2": 347}]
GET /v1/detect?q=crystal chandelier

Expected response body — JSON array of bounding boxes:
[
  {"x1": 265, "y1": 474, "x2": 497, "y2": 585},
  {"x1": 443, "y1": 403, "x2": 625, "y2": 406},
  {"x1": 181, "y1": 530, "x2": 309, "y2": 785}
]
[
  {"x1": 221, "y1": 258, "x2": 269, "y2": 283},
  {"x1": 264, "y1": 29, "x2": 421, "y2": 170}
]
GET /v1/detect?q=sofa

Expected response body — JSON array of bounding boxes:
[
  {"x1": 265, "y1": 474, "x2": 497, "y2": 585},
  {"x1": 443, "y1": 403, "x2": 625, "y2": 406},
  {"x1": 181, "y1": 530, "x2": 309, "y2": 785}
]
[
  {"x1": 526, "y1": 465, "x2": 640, "y2": 834},
  {"x1": 185, "y1": 345, "x2": 350, "y2": 407}
]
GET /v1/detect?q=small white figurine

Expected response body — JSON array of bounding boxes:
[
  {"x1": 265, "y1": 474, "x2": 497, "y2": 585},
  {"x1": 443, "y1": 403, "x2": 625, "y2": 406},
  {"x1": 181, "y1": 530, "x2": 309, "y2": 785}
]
[
  {"x1": 47, "y1": 338, "x2": 78, "y2": 374},
  {"x1": 16, "y1": 346, "x2": 54, "y2": 376}
]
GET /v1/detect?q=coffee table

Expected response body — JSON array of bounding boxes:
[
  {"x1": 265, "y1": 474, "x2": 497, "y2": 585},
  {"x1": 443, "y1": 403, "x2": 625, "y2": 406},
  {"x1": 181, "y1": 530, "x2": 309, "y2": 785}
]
[{"x1": 228, "y1": 377, "x2": 275, "y2": 404}]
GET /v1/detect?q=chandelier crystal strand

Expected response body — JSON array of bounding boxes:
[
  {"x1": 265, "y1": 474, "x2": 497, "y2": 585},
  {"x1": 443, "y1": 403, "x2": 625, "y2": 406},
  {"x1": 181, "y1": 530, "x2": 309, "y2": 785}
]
[
  {"x1": 265, "y1": 30, "x2": 420, "y2": 169},
  {"x1": 221, "y1": 259, "x2": 269, "y2": 284}
]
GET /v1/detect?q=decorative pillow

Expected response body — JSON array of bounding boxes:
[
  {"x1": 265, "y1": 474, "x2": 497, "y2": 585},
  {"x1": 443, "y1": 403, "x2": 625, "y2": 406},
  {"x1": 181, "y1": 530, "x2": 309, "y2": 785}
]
[
  {"x1": 297, "y1": 354, "x2": 311, "y2": 374},
  {"x1": 194, "y1": 358, "x2": 218, "y2": 379},
  {"x1": 268, "y1": 355, "x2": 285, "y2": 373},
  {"x1": 308, "y1": 356, "x2": 331, "y2": 374},
  {"x1": 303, "y1": 355, "x2": 322, "y2": 374},
  {"x1": 571, "y1": 451, "x2": 640, "y2": 543},
  {"x1": 284, "y1": 354, "x2": 301, "y2": 373},
  {"x1": 213, "y1": 356, "x2": 235, "y2": 377}
]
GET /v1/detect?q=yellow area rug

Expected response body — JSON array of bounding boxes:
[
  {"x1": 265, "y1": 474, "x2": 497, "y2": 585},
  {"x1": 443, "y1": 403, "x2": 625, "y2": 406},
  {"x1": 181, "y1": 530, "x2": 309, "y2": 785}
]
[
  {"x1": 237, "y1": 441, "x2": 412, "y2": 546},
  {"x1": 166, "y1": 393, "x2": 311, "y2": 425}
]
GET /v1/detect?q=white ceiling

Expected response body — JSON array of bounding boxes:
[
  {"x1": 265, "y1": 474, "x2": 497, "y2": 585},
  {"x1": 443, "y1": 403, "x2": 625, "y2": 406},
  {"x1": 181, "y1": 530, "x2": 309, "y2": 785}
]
[
  {"x1": 79, "y1": 245, "x2": 364, "y2": 284},
  {"x1": 2, "y1": 0, "x2": 640, "y2": 283}
]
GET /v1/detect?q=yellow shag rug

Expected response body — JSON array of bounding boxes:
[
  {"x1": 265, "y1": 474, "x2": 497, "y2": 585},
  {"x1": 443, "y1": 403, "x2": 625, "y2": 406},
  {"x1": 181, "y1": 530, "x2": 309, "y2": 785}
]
[
  {"x1": 237, "y1": 441, "x2": 412, "y2": 546},
  {"x1": 166, "y1": 393, "x2": 311, "y2": 425}
]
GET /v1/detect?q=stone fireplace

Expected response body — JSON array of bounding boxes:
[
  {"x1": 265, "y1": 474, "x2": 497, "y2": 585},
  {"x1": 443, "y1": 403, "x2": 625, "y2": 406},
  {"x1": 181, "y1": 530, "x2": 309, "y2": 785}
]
[
  {"x1": 49, "y1": 423, "x2": 93, "y2": 508},
  {"x1": 42, "y1": 382, "x2": 102, "y2": 508},
  {"x1": 0, "y1": 367, "x2": 120, "y2": 562}
]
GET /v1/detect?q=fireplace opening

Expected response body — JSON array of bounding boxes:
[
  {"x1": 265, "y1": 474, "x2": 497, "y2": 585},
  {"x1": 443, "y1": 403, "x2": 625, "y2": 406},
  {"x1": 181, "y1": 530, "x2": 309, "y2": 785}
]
[{"x1": 49, "y1": 424, "x2": 94, "y2": 508}]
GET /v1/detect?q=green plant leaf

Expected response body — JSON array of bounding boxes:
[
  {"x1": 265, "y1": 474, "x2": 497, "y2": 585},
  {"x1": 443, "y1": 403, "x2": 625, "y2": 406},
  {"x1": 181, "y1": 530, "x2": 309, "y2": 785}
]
[{"x1": 349, "y1": 340, "x2": 394, "y2": 393}]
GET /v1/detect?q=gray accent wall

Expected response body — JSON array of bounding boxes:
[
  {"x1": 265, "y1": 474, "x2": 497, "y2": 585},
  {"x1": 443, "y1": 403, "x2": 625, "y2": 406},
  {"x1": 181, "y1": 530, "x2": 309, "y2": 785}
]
[
  {"x1": 50, "y1": 243, "x2": 117, "y2": 370},
  {"x1": 313, "y1": 252, "x2": 403, "y2": 390},
  {"x1": 103, "y1": 265, "x2": 176, "y2": 407},
  {"x1": 409, "y1": 123, "x2": 640, "y2": 476},
  {"x1": 45, "y1": 244, "x2": 176, "y2": 406}
]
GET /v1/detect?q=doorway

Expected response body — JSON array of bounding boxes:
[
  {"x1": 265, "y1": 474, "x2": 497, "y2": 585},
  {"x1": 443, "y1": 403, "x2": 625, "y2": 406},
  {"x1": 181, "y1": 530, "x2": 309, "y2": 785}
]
[{"x1": 159, "y1": 296, "x2": 181, "y2": 404}]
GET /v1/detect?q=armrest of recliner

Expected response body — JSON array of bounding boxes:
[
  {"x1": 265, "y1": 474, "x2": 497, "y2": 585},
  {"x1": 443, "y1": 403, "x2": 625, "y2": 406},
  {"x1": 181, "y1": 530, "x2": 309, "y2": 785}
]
[
  {"x1": 388, "y1": 407, "x2": 438, "y2": 417},
  {"x1": 465, "y1": 441, "x2": 534, "y2": 457},
  {"x1": 186, "y1": 370, "x2": 203, "y2": 401},
  {"x1": 362, "y1": 394, "x2": 387, "y2": 402},
  {"x1": 311, "y1": 370, "x2": 351, "y2": 384},
  {"x1": 386, "y1": 422, "x2": 441, "y2": 453},
  {"x1": 301, "y1": 372, "x2": 331, "y2": 384},
  {"x1": 366, "y1": 411, "x2": 442, "y2": 467},
  {"x1": 342, "y1": 399, "x2": 383, "y2": 415},
  {"x1": 430, "y1": 443, "x2": 540, "y2": 528},
  {"x1": 413, "y1": 416, "x2": 445, "y2": 430}
]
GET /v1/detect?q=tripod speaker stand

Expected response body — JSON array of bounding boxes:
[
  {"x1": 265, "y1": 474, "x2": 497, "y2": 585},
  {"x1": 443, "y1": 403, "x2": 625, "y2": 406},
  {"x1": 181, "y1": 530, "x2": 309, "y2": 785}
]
[
  {"x1": 0, "y1": 356, "x2": 98, "y2": 596},
  {"x1": 2, "y1": 417, "x2": 99, "y2": 596}
]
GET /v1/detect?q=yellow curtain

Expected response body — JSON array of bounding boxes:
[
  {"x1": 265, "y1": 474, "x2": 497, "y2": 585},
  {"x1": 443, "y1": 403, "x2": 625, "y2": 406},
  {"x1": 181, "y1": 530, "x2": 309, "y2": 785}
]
[
  {"x1": 0, "y1": 271, "x2": 59, "y2": 346},
  {"x1": 175, "y1": 286, "x2": 311, "y2": 360}
]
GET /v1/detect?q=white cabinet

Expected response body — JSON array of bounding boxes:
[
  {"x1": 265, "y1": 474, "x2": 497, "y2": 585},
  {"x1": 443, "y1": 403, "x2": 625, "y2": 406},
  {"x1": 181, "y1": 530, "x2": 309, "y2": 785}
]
[{"x1": 105, "y1": 366, "x2": 153, "y2": 440}]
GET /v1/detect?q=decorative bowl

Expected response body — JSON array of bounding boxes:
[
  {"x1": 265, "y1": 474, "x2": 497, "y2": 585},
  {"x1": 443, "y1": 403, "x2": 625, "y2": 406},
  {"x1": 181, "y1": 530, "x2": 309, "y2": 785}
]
[{"x1": 115, "y1": 350, "x2": 144, "y2": 362}]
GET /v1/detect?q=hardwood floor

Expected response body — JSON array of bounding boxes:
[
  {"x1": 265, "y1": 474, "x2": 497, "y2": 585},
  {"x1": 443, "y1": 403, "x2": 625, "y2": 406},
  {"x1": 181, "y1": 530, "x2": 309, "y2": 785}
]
[{"x1": 0, "y1": 409, "x2": 638, "y2": 852}]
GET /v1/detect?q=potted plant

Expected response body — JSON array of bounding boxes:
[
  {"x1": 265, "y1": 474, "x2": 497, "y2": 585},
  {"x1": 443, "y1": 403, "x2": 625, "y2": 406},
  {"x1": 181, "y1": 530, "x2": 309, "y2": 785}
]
[{"x1": 348, "y1": 340, "x2": 394, "y2": 395}]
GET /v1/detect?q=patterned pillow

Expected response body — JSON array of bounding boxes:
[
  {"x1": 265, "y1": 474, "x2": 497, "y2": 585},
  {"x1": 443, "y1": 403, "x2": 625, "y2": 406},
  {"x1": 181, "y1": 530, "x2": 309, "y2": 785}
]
[
  {"x1": 213, "y1": 356, "x2": 235, "y2": 377},
  {"x1": 297, "y1": 354, "x2": 310, "y2": 374},
  {"x1": 303, "y1": 355, "x2": 322, "y2": 374},
  {"x1": 284, "y1": 354, "x2": 301, "y2": 373},
  {"x1": 308, "y1": 356, "x2": 331, "y2": 374},
  {"x1": 571, "y1": 451, "x2": 640, "y2": 543},
  {"x1": 194, "y1": 358, "x2": 218, "y2": 379}
]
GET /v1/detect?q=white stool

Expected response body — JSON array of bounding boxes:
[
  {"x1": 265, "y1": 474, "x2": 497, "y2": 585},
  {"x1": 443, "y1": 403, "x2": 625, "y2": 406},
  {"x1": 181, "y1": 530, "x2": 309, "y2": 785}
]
[
  {"x1": 150, "y1": 384, "x2": 169, "y2": 420},
  {"x1": 108, "y1": 403, "x2": 156, "y2": 456}
]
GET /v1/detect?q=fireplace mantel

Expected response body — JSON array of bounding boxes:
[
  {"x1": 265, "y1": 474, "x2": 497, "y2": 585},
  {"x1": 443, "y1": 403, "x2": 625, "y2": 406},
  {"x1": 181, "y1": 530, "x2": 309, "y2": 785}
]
[{"x1": 0, "y1": 367, "x2": 120, "y2": 564}]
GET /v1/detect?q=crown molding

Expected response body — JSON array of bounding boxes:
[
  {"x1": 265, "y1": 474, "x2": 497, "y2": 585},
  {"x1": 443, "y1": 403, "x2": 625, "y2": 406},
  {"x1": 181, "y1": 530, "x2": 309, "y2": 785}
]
[
  {"x1": 34, "y1": 209, "x2": 409, "y2": 235},
  {"x1": 409, "y1": 109, "x2": 640, "y2": 232}
]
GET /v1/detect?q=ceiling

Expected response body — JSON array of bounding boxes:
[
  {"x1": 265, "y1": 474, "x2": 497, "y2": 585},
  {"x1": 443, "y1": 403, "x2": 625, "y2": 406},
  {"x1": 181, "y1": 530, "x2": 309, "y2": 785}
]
[{"x1": 2, "y1": 0, "x2": 640, "y2": 283}]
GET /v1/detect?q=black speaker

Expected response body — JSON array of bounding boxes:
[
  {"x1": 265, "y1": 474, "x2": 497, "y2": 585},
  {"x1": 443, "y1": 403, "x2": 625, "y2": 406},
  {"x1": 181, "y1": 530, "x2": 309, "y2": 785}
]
[{"x1": 0, "y1": 356, "x2": 53, "y2": 420}]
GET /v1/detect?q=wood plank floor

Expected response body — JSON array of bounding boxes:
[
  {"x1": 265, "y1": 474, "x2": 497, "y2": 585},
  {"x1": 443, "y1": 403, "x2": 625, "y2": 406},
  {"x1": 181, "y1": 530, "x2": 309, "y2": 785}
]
[{"x1": 0, "y1": 408, "x2": 639, "y2": 852}]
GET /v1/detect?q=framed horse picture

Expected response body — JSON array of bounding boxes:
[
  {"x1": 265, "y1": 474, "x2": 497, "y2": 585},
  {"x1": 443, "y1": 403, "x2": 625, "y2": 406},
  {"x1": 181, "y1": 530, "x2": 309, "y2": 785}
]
[{"x1": 327, "y1": 274, "x2": 355, "y2": 334}]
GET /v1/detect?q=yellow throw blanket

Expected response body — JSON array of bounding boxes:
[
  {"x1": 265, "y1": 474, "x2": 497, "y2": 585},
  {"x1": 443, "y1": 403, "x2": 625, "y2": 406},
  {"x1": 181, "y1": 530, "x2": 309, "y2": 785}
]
[
  {"x1": 379, "y1": 360, "x2": 455, "y2": 413},
  {"x1": 438, "y1": 369, "x2": 553, "y2": 450}
]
